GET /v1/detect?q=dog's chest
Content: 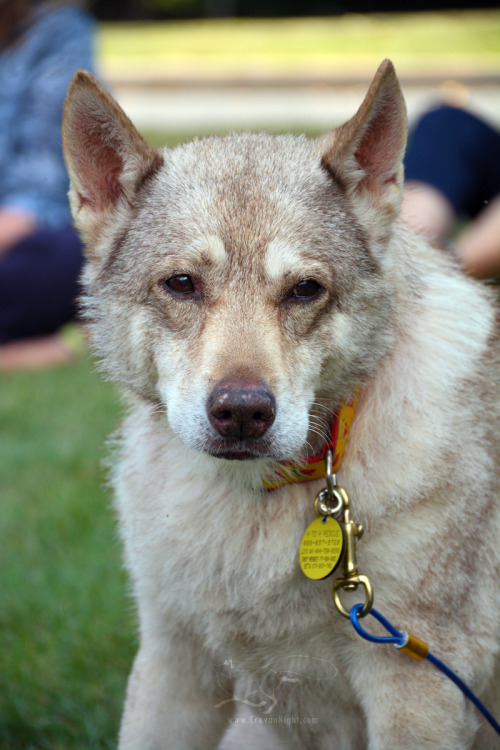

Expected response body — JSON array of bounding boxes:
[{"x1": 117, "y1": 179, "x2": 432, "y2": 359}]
[
  {"x1": 129, "y1": 491, "x2": 328, "y2": 632},
  {"x1": 115, "y1": 420, "x2": 338, "y2": 643}
]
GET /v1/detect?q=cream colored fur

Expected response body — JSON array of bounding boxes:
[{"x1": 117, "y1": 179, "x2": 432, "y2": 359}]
[{"x1": 63, "y1": 61, "x2": 500, "y2": 749}]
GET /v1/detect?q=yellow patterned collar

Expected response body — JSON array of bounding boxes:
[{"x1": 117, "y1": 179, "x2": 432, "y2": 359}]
[{"x1": 262, "y1": 391, "x2": 359, "y2": 491}]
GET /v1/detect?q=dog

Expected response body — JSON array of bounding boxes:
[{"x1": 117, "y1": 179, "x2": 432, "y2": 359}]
[{"x1": 63, "y1": 60, "x2": 500, "y2": 749}]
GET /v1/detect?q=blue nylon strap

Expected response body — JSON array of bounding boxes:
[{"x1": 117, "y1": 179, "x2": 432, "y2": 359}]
[{"x1": 348, "y1": 603, "x2": 500, "y2": 737}]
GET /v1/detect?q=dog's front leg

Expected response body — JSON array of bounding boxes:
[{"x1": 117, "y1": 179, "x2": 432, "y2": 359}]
[
  {"x1": 349, "y1": 647, "x2": 478, "y2": 750},
  {"x1": 119, "y1": 636, "x2": 234, "y2": 750}
]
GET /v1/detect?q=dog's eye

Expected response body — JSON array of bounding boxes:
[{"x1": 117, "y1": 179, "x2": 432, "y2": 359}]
[
  {"x1": 164, "y1": 274, "x2": 195, "y2": 295},
  {"x1": 289, "y1": 279, "x2": 323, "y2": 300}
]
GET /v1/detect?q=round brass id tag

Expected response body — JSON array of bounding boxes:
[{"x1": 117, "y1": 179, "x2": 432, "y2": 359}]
[{"x1": 299, "y1": 516, "x2": 344, "y2": 580}]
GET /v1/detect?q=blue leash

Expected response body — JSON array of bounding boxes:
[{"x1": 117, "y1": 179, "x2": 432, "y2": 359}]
[{"x1": 349, "y1": 603, "x2": 500, "y2": 737}]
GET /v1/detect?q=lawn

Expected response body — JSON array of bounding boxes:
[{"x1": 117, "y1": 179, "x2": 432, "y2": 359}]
[
  {"x1": 0, "y1": 353, "x2": 131, "y2": 749},
  {"x1": 98, "y1": 10, "x2": 500, "y2": 77}
]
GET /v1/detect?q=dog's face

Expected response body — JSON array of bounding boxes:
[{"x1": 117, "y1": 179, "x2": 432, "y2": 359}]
[{"x1": 63, "y1": 61, "x2": 406, "y2": 467}]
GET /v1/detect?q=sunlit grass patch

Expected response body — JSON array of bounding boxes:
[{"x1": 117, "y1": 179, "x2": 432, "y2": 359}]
[{"x1": 98, "y1": 10, "x2": 500, "y2": 75}]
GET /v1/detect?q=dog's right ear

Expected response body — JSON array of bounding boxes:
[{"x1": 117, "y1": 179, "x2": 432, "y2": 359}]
[{"x1": 63, "y1": 70, "x2": 163, "y2": 251}]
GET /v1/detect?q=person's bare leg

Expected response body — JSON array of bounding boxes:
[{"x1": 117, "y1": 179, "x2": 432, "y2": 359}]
[
  {"x1": 0, "y1": 334, "x2": 76, "y2": 371},
  {"x1": 400, "y1": 181, "x2": 456, "y2": 245}
]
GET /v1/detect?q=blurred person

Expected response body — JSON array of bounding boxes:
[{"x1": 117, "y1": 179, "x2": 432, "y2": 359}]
[
  {"x1": 401, "y1": 104, "x2": 500, "y2": 280},
  {"x1": 0, "y1": 0, "x2": 95, "y2": 369}
]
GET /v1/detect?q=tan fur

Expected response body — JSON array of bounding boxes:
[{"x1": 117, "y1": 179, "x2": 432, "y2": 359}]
[{"x1": 63, "y1": 60, "x2": 500, "y2": 749}]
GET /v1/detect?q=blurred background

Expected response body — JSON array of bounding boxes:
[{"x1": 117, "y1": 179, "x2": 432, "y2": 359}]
[
  {"x1": 1, "y1": 2, "x2": 499, "y2": 749},
  {"x1": 89, "y1": 1, "x2": 500, "y2": 140}
]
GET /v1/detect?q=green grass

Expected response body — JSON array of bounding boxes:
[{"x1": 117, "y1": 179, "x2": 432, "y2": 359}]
[
  {"x1": 98, "y1": 10, "x2": 500, "y2": 73},
  {"x1": 0, "y1": 354, "x2": 133, "y2": 749}
]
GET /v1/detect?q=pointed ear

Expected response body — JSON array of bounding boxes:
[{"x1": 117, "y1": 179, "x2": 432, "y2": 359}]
[
  {"x1": 62, "y1": 70, "x2": 163, "y2": 247},
  {"x1": 319, "y1": 60, "x2": 407, "y2": 233}
]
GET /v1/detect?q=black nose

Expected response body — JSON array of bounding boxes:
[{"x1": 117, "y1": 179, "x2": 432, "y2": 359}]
[{"x1": 207, "y1": 381, "x2": 276, "y2": 439}]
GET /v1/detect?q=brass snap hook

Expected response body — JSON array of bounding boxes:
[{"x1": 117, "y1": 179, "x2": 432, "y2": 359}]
[
  {"x1": 332, "y1": 575, "x2": 374, "y2": 619},
  {"x1": 318, "y1": 449, "x2": 374, "y2": 620}
]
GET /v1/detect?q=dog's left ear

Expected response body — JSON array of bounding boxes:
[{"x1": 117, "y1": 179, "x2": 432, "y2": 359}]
[{"x1": 320, "y1": 60, "x2": 407, "y2": 233}]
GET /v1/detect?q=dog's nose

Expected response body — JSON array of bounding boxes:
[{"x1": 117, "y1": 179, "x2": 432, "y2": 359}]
[{"x1": 208, "y1": 381, "x2": 276, "y2": 439}]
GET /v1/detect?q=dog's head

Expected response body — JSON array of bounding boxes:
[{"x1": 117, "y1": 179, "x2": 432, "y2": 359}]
[{"x1": 63, "y1": 61, "x2": 406, "y2": 469}]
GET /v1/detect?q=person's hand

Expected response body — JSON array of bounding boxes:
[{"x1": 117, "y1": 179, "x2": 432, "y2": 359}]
[{"x1": 0, "y1": 208, "x2": 38, "y2": 257}]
